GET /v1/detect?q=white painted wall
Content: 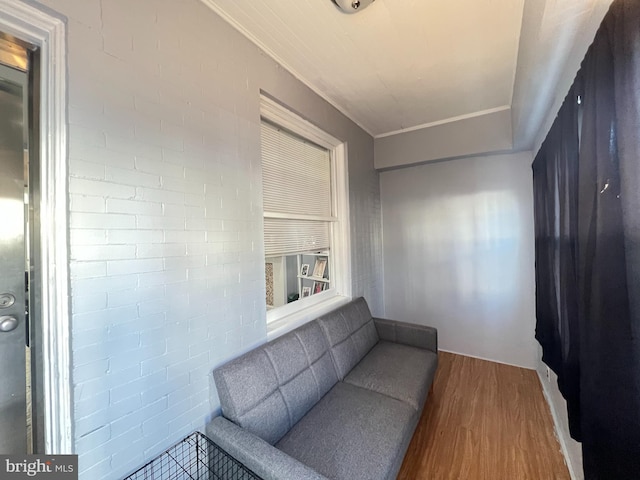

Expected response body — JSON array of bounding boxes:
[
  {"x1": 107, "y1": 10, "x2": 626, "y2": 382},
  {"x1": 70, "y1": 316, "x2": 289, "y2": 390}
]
[
  {"x1": 31, "y1": 0, "x2": 382, "y2": 478},
  {"x1": 374, "y1": 108, "x2": 513, "y2": 170},
  {"x1": 528, "y1": 1, "x2": 614, "y2": 153},
  {"x1": 380, "y1": 151, "x2": 537, "y2": 369},
  {"x1": 512, "y1": 0, "x2": 613, "y2": 151}
]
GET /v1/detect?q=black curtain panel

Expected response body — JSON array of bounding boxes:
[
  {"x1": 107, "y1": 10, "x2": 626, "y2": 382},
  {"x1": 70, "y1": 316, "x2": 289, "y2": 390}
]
[
  {"x1": 533, "y1": 0, "x2": 640, "y2": 478},
  {"x1": 578, "y1": 2, "x2": 640, "y2": 477},
  {"x1": 533, "y1": 81, "x2": 582, "y2": 440},
  {"x1": 533, "y1": 129, "x2": 562, "y2": 376}
]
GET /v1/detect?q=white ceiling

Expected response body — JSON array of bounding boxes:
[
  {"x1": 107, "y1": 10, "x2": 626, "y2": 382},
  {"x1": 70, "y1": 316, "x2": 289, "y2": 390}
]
[{"x1": 201, "y1": 0, "x2": 612, "y2": 147}]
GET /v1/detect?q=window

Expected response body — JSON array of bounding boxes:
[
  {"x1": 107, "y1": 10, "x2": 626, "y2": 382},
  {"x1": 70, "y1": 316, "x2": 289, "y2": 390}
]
[{"x1": 260, "y1": 96, "x2": 351, "y2": 335}]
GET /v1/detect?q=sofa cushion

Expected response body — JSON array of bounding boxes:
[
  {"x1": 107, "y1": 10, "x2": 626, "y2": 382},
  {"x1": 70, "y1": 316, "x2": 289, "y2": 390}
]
[
  {"x1": 317, "y1": 297, "x2": 379, "y2": 379},
  {"x1": 344, "y1": 341, "x2": 438, "y2": 412},
  {"x1": 213, "y1": 320, "x2": 338, "y2": 444},
  {"x1": 276, "y1": 382, "x2": 417, "y2": 480},
  {"x1": 264, "y1": 323, "x2": 338, "y2": 427}
]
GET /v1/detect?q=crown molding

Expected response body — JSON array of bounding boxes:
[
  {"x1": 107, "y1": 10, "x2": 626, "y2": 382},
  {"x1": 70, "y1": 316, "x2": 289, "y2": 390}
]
[
  {"x1": 200, "y1": 0, "x2": 375, "y2": 138},
  {"x1": 375, "y1": 105, "x2": 512, "y2": 139}
]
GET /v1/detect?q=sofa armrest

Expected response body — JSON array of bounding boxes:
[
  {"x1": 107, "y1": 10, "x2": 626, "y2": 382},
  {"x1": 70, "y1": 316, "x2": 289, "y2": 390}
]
[
  {"x1": 373, "y1": 317, "x2": 438, "y2": 353},
  {"x1": 206, "y1": 416, "x2": 329, "y2": 480}
]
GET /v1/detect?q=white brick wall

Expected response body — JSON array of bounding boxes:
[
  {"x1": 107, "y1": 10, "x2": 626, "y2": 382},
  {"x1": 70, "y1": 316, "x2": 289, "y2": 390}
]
[{"x1": 36, "y1": 0, "x2": 383, "y2": 478}]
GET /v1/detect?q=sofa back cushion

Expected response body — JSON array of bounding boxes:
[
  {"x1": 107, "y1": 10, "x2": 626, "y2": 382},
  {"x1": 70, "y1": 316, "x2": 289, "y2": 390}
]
[
  {"x1": 213, "y1": 320, "x2": 338, "y2": 445},
  {"x1": 317, "y1": 297, "x2": 379, "y2": 380}
]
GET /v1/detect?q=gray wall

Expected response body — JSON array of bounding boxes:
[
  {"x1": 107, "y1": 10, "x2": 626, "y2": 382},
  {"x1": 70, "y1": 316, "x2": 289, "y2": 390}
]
[
  {"x1": 374, "y1": 108, "x2": 513, "y2": 169},
  {"x1": 34, "y1": 0, "x2": 382, "y2": 478},
  {"x1": 380, "y1": 151, "x2": 537, "y2": 369}
]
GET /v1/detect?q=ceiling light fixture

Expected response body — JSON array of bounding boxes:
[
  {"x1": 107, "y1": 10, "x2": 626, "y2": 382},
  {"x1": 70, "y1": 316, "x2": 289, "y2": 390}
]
[{"x1": 332, "y1": 0, "x2": 376, "y2": 14}]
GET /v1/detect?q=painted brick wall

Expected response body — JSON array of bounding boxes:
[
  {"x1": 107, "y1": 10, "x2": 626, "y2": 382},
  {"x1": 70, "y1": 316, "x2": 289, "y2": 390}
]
[{"x1": 35, "y1": 0, "x2": 383, "y2": 478}]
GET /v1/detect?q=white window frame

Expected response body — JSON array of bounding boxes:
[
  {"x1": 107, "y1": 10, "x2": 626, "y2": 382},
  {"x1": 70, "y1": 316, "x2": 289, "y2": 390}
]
[{"x1": 260, "y1": 96, "x2": 352, "y2": 339}]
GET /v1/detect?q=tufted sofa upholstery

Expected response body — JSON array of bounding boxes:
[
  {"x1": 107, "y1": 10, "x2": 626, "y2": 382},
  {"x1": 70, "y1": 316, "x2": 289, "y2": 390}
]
[{"x1": 206, "y1": 297, "x2": 438, "y2": 480}]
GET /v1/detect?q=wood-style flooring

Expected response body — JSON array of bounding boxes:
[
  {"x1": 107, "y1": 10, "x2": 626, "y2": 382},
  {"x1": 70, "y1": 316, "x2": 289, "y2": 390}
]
[{"x1": 398, "y1": 352, "x2": 570, "y2": 480}]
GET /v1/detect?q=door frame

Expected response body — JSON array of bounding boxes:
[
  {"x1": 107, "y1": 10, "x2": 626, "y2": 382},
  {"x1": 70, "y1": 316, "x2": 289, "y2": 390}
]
[{"x1": 0, "y1": 1, "x2": 71, "y2": 454}]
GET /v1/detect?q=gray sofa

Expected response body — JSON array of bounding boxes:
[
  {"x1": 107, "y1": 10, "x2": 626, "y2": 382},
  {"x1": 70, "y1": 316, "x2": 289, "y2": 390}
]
[{"x1": 206, "y1": 297, "x2": 438, "y2": 480}]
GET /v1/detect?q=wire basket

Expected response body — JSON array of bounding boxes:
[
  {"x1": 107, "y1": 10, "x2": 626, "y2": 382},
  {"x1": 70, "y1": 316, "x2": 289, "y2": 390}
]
[{"x1": 123, "y1": 431, "x2": 262, "y2": 480}]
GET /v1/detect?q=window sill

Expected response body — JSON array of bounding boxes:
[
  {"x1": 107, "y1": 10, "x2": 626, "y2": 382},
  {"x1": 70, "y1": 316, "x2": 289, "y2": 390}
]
[{"x1": 266, "y1": 293, "x2": 351, "y2": 341}]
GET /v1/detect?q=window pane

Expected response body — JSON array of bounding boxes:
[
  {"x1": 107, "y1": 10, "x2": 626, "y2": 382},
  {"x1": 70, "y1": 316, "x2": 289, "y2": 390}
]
[{"x1": 265, "y1": 252, "x2": 330, "y2": 310}]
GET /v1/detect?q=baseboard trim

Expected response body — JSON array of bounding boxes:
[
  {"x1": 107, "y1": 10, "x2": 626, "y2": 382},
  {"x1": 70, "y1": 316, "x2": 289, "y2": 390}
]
[
  {"x1": 537, "y1": 371, "x2": 581, "y2": 480},
  {"x1": 439, "y1": 349, "x2": 536, "y2": 370}
]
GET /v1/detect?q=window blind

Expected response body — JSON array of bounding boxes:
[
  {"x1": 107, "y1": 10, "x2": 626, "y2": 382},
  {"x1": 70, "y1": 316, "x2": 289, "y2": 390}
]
[
  {"x1": 263, "y1": 218, "x2": 330, "y2": 257},
  {"x1": 261, "y1": 120, "x2": 334, "y2": 257},
  {"x1": 261, "y1": 121, "x2": 332, "y2": 217}
]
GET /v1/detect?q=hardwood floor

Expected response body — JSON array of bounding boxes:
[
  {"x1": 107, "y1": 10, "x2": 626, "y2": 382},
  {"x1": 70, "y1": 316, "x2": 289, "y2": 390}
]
[{"x1": 398, "y1": 352, "x2": 570, "y2": 480}]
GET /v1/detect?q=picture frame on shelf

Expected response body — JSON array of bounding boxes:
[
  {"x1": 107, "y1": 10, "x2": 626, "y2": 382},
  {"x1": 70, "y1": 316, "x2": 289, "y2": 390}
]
[
  {"x1": 312, "y1": 257, "x2": 327, "y2": 278},
  {"x1": 301, "y1": 286, "x2": 312, "y2": 298},
  {"x1": 313, "y1": 281, "x2": 325, "y2": 294},
  {"x1": 300, "y1": 264, "x2": 310, "y2": 276}
]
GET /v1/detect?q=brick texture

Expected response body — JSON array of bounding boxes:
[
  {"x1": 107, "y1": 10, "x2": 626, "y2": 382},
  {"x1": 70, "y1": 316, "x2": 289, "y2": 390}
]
[{"x1": 36, "y1": 0, "x2": 384, "y2": 478}]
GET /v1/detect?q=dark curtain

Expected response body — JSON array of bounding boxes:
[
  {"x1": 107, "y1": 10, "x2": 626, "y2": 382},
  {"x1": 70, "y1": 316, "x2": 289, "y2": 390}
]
[
  {"x1": 533, "y1": 81, "x2": 582, "y2": 439},
  {"x1": 533, "y1": 0, "x2": 640, "y2": 477},
  {"x1": 578, "y1": 2, "x2": 640, "y2": 476}
]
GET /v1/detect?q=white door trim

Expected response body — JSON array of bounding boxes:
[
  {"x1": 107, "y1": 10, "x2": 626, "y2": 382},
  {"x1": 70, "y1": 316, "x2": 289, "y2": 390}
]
[{"x1": 0, "y1": 0, "x2": 72, "y2": 454}]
